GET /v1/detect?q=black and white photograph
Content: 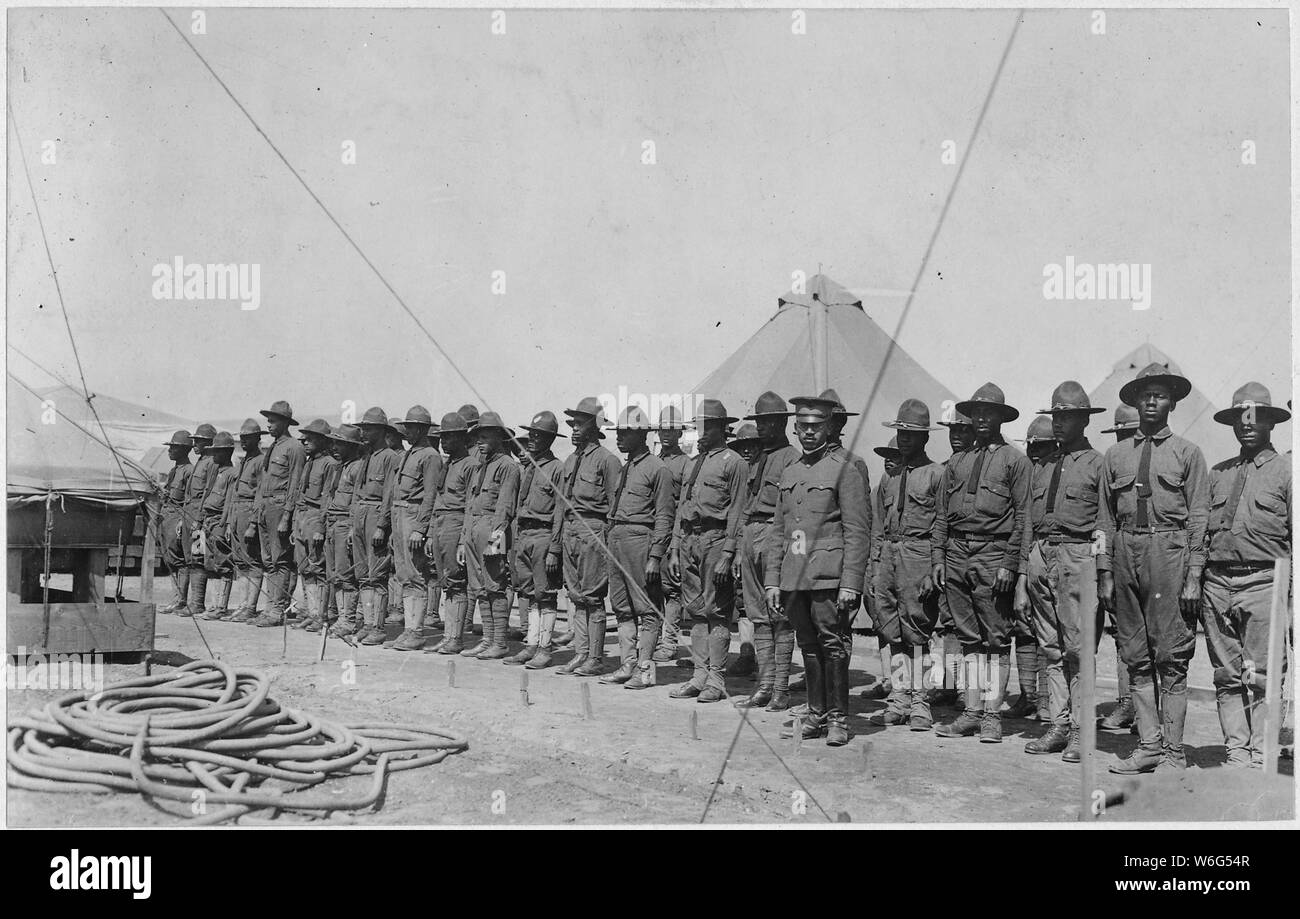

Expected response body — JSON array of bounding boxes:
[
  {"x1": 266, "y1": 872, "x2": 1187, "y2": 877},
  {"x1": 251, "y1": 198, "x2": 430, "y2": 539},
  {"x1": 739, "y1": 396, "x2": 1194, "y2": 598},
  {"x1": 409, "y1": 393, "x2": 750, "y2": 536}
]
[{"x1": 3, "y1": 1, "x2": 1295, "y2": 843}]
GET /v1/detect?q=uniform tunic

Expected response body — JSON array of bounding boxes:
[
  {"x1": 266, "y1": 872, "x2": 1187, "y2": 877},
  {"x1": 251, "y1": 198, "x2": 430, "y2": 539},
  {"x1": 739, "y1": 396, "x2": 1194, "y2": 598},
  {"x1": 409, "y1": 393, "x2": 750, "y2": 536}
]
[
  {"x1": 739, "y1": 439, "x2": 799, "y2": 626},
  {"x1": 293, "y1": 452, "x2": 339, "y2": 580},
  {"x1": 433, "y1": 452, "x2": 478, "y2": 596},
  {"x1": 183, "y1": 454, "x2": 217, "y2": 568},
  {"x1": 325, "y1": 456, "x2": 362, "y2": 593},
  {"x1": 255, "y1": 434, "x2": 307, "y2": 577},
  {"x1": 200, "y1": 463, "x2": 237, "y2": 577},
  {"x1": 672, "y1": 444, "x2": 747, "y2": 623},
  {"x1": 223, "y1": 451, "x2": 262, "y2": 573},
  {"x1": 1202, "y1": 444, "x2": 1291, "y2": 695},
  {"x1": 461, "y1": 449, "x2": 520, "y2": 597},
  {"x1": 872, "y1": 454, "x2": 943, "y2": 647},
  {"x1": 161, "y1": 459, "x2": 194, "y2": 569},
  {"x1": 552, "y1": 442, "x2": 622, "y2": 606},
  {"x1": 1097, "y1": 426, "x2": 1209, "y2": 684},
  {"x1": 933, "y1": 437, "x2": 1033, "y2": 650},
  {"x1": 391, "y1": 443, "x2": 443, "y2": 592},
  {"x1": 658, "y1": 447, "x2": 691, "y2": 602},
  {"x1": 513, "y1": 451, "x2": 563, "y2": 604},
  {"x1": 350, "y1": 446, "x2": 399, "y2": 590},
  {"x1": 606, "y1": 449, "x2": 675, "y2": 622}
]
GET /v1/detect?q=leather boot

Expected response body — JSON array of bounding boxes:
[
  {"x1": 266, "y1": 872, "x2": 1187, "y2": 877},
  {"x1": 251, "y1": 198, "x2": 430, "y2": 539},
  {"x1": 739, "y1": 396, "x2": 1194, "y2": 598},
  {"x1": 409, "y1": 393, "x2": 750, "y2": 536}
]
[
  {"x1": 559, "y1": 604, "x2": 590, "y2": 674},
  {"x1": 600, "y1": 620, "x2": 639, "y2": 684},
  {"x1": 825, "y1": 656, "x2": 851, "y2": 746},
  {"x1": 575, "y1": 608, "x2": 607, "y2": 675},
  {"x1": 1101, "y1": 695, "x2": 1136, "y2": 731},
  {"x1": 1216, "y1": 686, "x2": 1252, "y2": 767},
  {"x1": 1246, "y1": 686, "x2": 1266, "y2": 768},
  {"x1": 1109, "y1": 680, "x2": 1164, "y2": 774},
  {"x1": 871, "y1": 646, "x2": 913, "y2": 725},
  {"x1": 360, "y1": 589, "x2": 388, "y2": 644},
  {"x1": 254, "y1": 572, "x2": 288, "y2": 627},
  {"x1": 936, "y1": 654, "x2": 983, "y2": 737},
  {"x1": 477, "y1": 596, "x2": 511, "y2": 659},
  {"x1": 728, "y1": 618, "x2": 757, "y2": 677},
  {"x1": 908, "y1": 688, "x2": 933, "y2": 731},
  {"x1": 179, "y1": 568, "x2": 205, "y2": 617},
  {"x1": 1061, "y1": 726, "x2": 1082, "y2": 763},
  {"x1": 303, "y1": 580, "x2": 327, "y2": 632},
  {"x1": 736, "y1": 685, "x2": 773, "y2": 709},
  {"x1": 1158, "y1": 687, "x2": 1189, "y2": 770},
  {"x1": 505, "y1": 645, "x2": 538, "y2": 665},
  {"x1": 979, "y1": 650, "x2": 1010, "y2": 742},
  {"x1": 330, "y1": 589, "x2": 360, "y2": 637},
  {"x1": 624, "y1": 660, "x2": 656, "y2": 690},
  {"x1": 802, "y1": 654, "x2": 827, "y2": 719},
  {"x1": 229, "y1": 572, "x2": 262, "y2": 622},
  {"x1": 1004, "y1": 640, "x2": 1040, "y2": 719},
  {"x1": 748, "y1": 623, "x2": 774, "y2": 689},
  {"x1": 433, "y1": 595, "x2": 467, "y2": 654},
  {"x1": 524, "y1": 608, "x2": 558, "y2": 669},
  {"x1": 780, "y1": 709, "x2": 828, "y2": 740},
  {"x1": 1025, "y1": 723, "x2": 1070, "y2": 755},
  {"x1": 670, "y1": 622, "x2": 709, "y2": 695}
]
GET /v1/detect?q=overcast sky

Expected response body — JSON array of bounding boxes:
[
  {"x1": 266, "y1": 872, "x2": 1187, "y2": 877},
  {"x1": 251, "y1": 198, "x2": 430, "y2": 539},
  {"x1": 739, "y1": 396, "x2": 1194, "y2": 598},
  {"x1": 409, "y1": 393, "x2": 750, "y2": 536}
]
[{"x1": 7, "y1": 7, "x2": 1291, "y2": 449}]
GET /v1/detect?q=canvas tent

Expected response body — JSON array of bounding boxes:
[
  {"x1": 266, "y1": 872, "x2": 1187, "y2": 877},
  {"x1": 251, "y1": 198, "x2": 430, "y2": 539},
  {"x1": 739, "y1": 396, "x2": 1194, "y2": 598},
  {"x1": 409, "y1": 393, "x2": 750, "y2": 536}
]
[
  {"x1": 32, "y1": 384, "x2": 196, "y2": 478},
  {"x1": 1088, "y1": 344, "x2": 1239, "y2": 464},
  {"x1": 693, "y1": 274, "x2": 957, "y2": 466}
]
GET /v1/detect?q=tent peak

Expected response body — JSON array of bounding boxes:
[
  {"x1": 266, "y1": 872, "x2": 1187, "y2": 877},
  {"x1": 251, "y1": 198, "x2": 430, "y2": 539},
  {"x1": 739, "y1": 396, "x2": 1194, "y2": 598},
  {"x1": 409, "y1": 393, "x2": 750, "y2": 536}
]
[{"x1": 777, "y1": 273, "x2": 864, "y2": 311}]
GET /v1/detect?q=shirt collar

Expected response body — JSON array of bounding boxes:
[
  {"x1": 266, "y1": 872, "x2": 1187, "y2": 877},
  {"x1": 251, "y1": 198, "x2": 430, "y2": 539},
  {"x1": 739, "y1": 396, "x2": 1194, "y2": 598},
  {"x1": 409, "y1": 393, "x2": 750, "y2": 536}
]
[
  {"x1": 624, "y1": 447, "x2": 650, "y2": 465},
  {"x1": 1238, "y1": 444, "x2": 1278, "y2": 468},
  {"x1": 1134, "y1": 425, "x2": 1173, "y2": 443},
  {"x1": 900, "y1": 452, "x2": 932, "y2": 470}
]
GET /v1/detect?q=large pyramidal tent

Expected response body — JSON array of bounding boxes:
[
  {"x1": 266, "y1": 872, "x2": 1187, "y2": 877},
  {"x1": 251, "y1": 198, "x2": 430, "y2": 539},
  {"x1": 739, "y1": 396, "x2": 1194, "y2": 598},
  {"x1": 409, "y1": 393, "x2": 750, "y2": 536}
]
[
  {"x1": 1088, "y1": 344, "x2": 1238, "y2": 464},
  {"x1": 693, "y1": 274, "x2": 957, "y2": 460}
]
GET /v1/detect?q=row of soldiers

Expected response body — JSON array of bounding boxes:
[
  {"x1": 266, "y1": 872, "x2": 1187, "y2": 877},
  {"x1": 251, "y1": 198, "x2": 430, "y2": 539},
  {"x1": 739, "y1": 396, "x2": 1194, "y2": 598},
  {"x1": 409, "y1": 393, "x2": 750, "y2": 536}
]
[{"x1": 156, "y1": 364, "x2": 1290, "y2": 764}]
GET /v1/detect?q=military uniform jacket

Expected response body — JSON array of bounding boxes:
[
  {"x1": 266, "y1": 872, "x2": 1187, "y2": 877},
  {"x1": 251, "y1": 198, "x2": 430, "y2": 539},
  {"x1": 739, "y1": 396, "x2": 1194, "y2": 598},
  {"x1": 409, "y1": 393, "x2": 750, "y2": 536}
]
[
  {"x1": 229, "y1": 452, "x2": 262, "y2": 505},
  {"x1": 462, "y1": 449, "x2": 520, "y2": 539},
  {"x1": 670, "y1": 445, "x2": 747, "y2": 557},
  {"x1": 163, "y1": 460, "x2": 193, "y2": 513},
  {"x1": 1206, "y1": 444, "x2": 1291, "y2": 565},
  {"x1": 184, "y1": 454, "x2": 217, "y2": 522},
  {"x1": 254, "y1": 435, "x2": 307, "y2": 516},
  {"x1": 435, "y1": 452, "x2": 479, "y2": 517},
  {"x1": 392, "y1": 444, "x2": 444, "y2": 537},
  {"x1": 609, "y1": 450, "x2": 676, "y2": 560},
  {"x1": 745, "y1": 440, "x2": 800, "y2": 521},
  {"x1": 764, "y1": 445, "x2": 871, "y2": 592},
  {"x1": 326, "y1": 457, "x2": 363, "y2": 524},
  {"x1": 550, "y1": 442, "x2": 623, "y2": 546},
  {"x1": 350, "y1": 446, "x2": 400, "y2": 530},
  {"x1": 873, "y1": 454, "x2": 942, "y2": 552},
  {"x1": 200, "y1": 464, "x2": 237, "y2": 522},
  {"x1": 933, "y1": 439, "x2": 1033, "y2": 574},
  {"x1": 295, "y1": 452, "x2": 340, "y2": 538},
  {"x1": 1097, "y1": 426, "x2": 1209, "y2": 571},
  {"x1": 1021, "y1": 441, "x2": 1104, "y2": 568}
]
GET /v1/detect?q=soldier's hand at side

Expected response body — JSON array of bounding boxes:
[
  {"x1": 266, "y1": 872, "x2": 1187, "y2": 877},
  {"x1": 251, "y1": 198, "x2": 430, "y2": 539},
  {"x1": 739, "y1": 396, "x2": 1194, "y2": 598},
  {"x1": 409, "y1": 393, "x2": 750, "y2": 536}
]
[
  {"x1": 1180, "y1": 569, "x2": 1202, "y2": 617},
  {"x1": 456, "y1": 544, "x2": 466, "y2": 567},
  {"x1": 931, "y1": 564, "x2": 946, "y2": 592},
  {"x1": 731, "y1": 558, "x2": 741, "y2": 582},
  {"x1": 1013, "y1": 574, "x2": 1030, "y2": 618},
  {"x1": 371, "y1": 527, "x2": 386, "y2": 549},
  {"x1": 765, "y1": 587, "x2": 782, "y2": 616},
  {"x1": 312, "y1": 531, "x2": 324, "y2": 550},
  {"x1": 545, "y1": 551, "x2": 560, "y2": 576},
  {"x1": 1097, "y1": 571, "x2": 1114, "y2": 614},
  {"x1": 994, "y1": 567, "x2": 1015, "y2": 594},
  {"x1": 176, "y1": 522, "x2": 183, "y2": 539},
  {"x1": 408, "y1": 531, "x2": 425, "y2": 552},
  {"x1": 645, "y1": 557, "x2": 661, "y2": 587},
  {"x1": 245, "y1": 523, "x2": 257, "y2": 541},
  {"x1": 668, "y1": 551, "x2": 680, "y2": 582},
  {"x1": 918, "y1": 575, "x2": 935, "y2": 602},
  {"x1": 836, "y1": 588, "x2": 860, "y2": 612},
  {"x1": 712, "y1": 556, "x2": 732, "y2": 586}
]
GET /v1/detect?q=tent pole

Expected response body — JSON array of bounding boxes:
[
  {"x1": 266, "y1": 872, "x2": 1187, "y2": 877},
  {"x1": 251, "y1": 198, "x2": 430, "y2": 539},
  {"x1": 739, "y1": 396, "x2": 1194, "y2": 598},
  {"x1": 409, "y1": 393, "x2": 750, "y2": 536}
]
[
  {"x1": 41, "y1": 490, "x2": 55, "y2": 649},
  {"x1": 812, "y1": 295, "x2": 829, "y2": 393}
]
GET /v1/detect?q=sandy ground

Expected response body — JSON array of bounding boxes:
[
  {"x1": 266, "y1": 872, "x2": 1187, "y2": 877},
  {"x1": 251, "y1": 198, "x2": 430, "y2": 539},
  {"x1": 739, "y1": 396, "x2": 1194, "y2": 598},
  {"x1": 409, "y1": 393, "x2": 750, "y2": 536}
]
[{"x1": 6, "y1": 578, "x2": 1294, "y2": 826}]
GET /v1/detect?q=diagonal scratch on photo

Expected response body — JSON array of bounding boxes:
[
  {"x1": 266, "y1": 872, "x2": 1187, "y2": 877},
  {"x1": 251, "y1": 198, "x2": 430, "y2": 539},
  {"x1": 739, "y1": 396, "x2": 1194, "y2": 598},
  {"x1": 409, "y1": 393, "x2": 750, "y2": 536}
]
[{"x1": 4, "y1": 4, "x2": 1293, "y2": 828}]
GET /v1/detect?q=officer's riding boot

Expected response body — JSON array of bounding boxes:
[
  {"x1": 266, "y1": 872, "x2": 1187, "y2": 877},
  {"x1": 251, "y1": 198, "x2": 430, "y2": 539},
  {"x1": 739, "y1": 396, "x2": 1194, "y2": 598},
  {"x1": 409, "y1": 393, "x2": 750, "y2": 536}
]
[
  {"x1": 173, "y1": 568, "x2": 192, "y2": 617},
  {"x1": 601, "y1": 620, "x2": 639, "y2": 684},
  {"x1": 559, "y1": 603, "x2": 590, "y2": 674},
  {"x1": 979, "y1": 649, "x2": 1011, "y2": 743},
  {"x1": 506, "y1": 604, "x2": 540, "y2": 665},
  {"x1": 669, "y1": 622, "x2": 709, "y2": 697},
  {"x1": 433, "y1": 595, "x2": 466, "y2": 654},
  {"x1": 1109, "y1": 680, "x2": 1164, "y2": 774},
  {"x1": 737, "y1": 623, "x2": 774, "y2": 708},
  {"x1": 575, "y1": 608, "x2": 607, "y2": 675},
  {"x1": 526, "y1": 606, "x2": 558, "y2": 669},
  {"x1": 766, "y1": 624, "x2": 794, "y2": 711},
  {"x1": 825, "y1": 655, "x2": 851, "y2": 746},
  {"x1": 1158, "y1": 687, "x2": 1189, "y2": 771},
  {"x1": 1004, "y1": 640, "x2": 1040, "y2": 719},
  {"x1": 781, "y1": 655, "x2": 828, "y2": 739},
  {"x1": 936, "y1": 652, "x2": 984, "y2": 737},
  {"x1": 477, "y1": 596, "x2": 512, "y2": 660},
  {"x1": 727, "y1": 618, "x2": 757, "y2": 676}
]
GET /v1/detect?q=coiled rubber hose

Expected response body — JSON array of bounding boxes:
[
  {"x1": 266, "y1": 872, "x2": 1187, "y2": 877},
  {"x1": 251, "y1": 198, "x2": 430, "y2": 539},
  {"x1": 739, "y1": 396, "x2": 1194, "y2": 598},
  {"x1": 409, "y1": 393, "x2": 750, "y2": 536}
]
[{"x1": 6, "y1": 659, "x2": 468, "y2": 825}]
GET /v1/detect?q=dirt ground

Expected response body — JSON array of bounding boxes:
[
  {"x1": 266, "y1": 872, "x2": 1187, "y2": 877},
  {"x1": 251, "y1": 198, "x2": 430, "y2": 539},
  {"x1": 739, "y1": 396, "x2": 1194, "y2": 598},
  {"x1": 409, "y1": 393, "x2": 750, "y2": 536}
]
[{"x1": 6, "y1": 582, "x2": 1294, "y2": 826}]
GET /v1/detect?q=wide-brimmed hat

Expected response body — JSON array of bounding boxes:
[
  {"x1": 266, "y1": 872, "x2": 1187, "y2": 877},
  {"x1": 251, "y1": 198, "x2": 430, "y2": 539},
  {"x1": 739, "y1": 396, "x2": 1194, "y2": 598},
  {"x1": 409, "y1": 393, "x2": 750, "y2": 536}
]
[
  {"x1": 457, "y1": 404, "x2": 480, "y2": 429},
  {"x1": 873, "y1": 436, "x2": 900, "y2": 459},
  {"x1": 438, "y1": 412, "x2": 470, "y2": 434},
  {"x1": 789, "y1": 396, "x2": 838, "y2": 423},
  {"x1": 1101, "y1": 405, "x2": 1140, "y2": 434},
  {"x1": 259, "y1": 400, "x2": 299, "y2": 426},
  {"x1": 388, "y1": 417, "x2": 409, "y2": 439},
  {"x1": 563, "y1": 396, "x2": 604, "y2": 419},
  {"x1": 956, "y1": 383, "x2": 1020, "y2": 422},
  {"x1": 404, "y1": 405, "x2": 433, "y2": 426},
  {"x1": 607, "y1": 406, "x2": 654, "y2": 430},
  {"x1": 193, "y1": 423, "x2": 217, "y2": 441},
  {"x1": 475, "y1": 411, "x2": 511, "y2": 434},
  {"x1": 1213, "y1": 382, "x2": 1291, "y2": 426},
  {"x1": 883, "y1": 398, "x2": 938, "y2": 431},
  {"x1": 163, "y1": 429, "x2": 193, "y2": 447},
  {"x1": 238, "y1": 418, "x2": 266, "y2": 437},
  {"x1": 1024, "y1": 416, "x2": 1055, "y2": 444},
  {"x1": 655, "y1": 405, "x2": 688, "y2": 431},
  {"x1": 329, "y1": 423, "x2": 364, "y2": 446},
  {"x1": 1119, "y1": 362, "x2": 1193, "y2": 407},
  {"x1": 358, "y1": 406, "x2": 389, "y2": 428},
  {"x1": 818, "y1": 388, "x2": 859, "y2": 418},
  {"x1": 692, "y1": 399, "x2": 739, "y2": 425},
  {"x1": 299, "y1": 418, "x2": 333, "y2": 439},
  {"x1": 203, "y1": 431, "x2": 236, "y2": 452},
  {"x1": 520, "y1": 410, "x2": 565, "y2": 438},
  {"x1": 729, "y1": 422, "x2": 760, "y2": 446},
  {"x1": 744, "y1": 391, "x2": 792, "y2": 420},
  {"x1": 1039, "y1": 381, "x2": 1104, "y2": 415},
  {"x1": 938, "y1": 405, "x2": 973, "y2": 428}
]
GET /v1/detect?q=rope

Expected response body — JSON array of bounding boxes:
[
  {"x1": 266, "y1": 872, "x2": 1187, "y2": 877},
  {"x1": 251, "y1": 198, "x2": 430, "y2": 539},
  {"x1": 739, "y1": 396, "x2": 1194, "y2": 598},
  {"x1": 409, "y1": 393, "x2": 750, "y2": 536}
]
[{"x1": 6, "y1": 659, "x2": 468, "y2": 824}]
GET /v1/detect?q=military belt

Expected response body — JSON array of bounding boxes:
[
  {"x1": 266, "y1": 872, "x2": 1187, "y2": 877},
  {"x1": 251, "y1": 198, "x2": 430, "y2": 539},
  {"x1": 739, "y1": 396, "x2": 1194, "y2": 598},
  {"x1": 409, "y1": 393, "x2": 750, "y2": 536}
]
[
  {"x1": 951, "y1": 530, "x2": 1004, "y2": 543},
  {"x1": 681, "y1": 519, "x2": 726, "y2": 533},
  {"x1": 746, "y1": 512, "x2": 774, "y2": 524},
  {"x1": 1208, "y1": 560, "x2": 1275, "y2": 575},
  {"x1": 1118, "y1": 522, "x2": 1184, "y2": 535},
  {"x1": 517, "y1": 517, "x2": 551, "y2": 530}
]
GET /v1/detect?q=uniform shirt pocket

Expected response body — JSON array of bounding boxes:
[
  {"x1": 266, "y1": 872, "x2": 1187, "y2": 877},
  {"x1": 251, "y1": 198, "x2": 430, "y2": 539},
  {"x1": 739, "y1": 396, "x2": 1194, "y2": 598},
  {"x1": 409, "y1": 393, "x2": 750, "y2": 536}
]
[
  {"x1": 1250, "y1": 491, "x2": 1288, "y2": 536},
  {"x1": 1109, "y1": 473, "x2": 1137, "y2": 518}
]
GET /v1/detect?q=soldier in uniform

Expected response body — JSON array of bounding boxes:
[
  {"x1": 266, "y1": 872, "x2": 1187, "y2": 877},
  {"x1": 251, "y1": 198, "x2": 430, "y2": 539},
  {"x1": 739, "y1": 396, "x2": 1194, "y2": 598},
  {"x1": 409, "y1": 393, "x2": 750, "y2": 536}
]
[
  {"x1": 195, "y1": 432, "x2": 237, "y2": 618},
  {"x1": 248, "y1": 401, "x2": 304, "y2": 627},
  {"x1": 219, "y1": 420, "x2": 266, "y2": 623},
  {"x1": 1099, "y1": 363, "x2": 1209, "y2": 774},
  {"x1": 668, "y1": 399, "x2": 747, "y2": 703},
  {"x1": 549, "y1": 397, "x2": 622, "y2": 675},
  {"x1": 931, "y1": 407, "x2": 976, "y2": 706},
  {"x1": 868, "y1": 400, "x2": 944, "y2": 731},
  {"x1": 180, "y1": 423, "x2": 219, "y2": 617},
  {"x1": 734, "y1": 392, "x2": 800, "y2": 711},
  {"x1": 601, "y1": 406, "x2": 675, "y2": 688},
  {"x1": 1202, "y1": 383, "x2": 1291, "y2": 769},
  {"x1": 385, "y1": 406, "x2": 442, "y2": 651},
  {"x1": 426, "y1": 413, "x2": 478, "y2": 655},
  {"x1": 458, "y1": 412, "x2": 520, "y2": 659},
  {"x1": 1016, "y1": 383, "x2": 1106, "y2": 762},
  {"x1": 766, "y1": 395, "x2": 871, "y2": 745},
  {"x1": 1098, "y1": 404, "x2": 1140, "y2": 731},
  {"x1": 1004, "y1": 416, "x2": 1055, "y2": 721},
  {"x1": 350, "y1": 407, "x2": 401, "y2": 645},
  {"x1": 652, "y1": 405, "x2": 692, "y2": 663},
  {"x1": 159, "y1": 430, "x2": 194, "y2": 615},
  {"x1": 288, "y1": 419, "x2": 338, "y2": 632},
  {"x1": 932, "y1": 383, "x2": 1033, "y2": 743},
  {"x1": 325, "y1": 424, "x2": 365, "y2": 637},
  {"x1": 502, "y1": 411, "x2": 565, "y2": 668},
  {"x1": 384, "y1": 416, "x2": 409, "y2": 627}
]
